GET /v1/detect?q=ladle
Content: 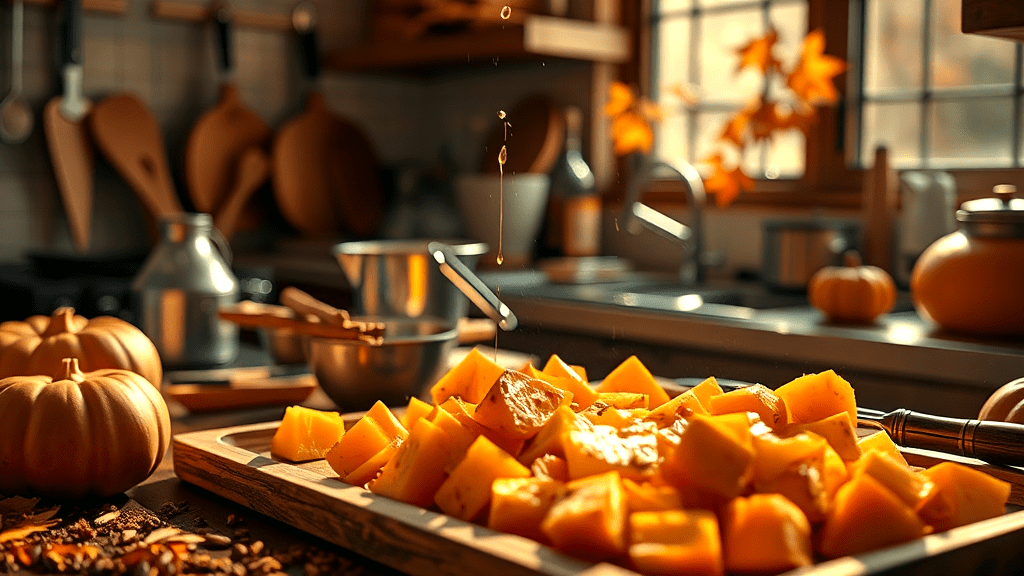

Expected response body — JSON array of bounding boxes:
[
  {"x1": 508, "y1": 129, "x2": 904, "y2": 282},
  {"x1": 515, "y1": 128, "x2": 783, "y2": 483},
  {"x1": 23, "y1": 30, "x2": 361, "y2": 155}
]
[{"x1": 0, "y1": 0, "x2": 33, "y2": 144}]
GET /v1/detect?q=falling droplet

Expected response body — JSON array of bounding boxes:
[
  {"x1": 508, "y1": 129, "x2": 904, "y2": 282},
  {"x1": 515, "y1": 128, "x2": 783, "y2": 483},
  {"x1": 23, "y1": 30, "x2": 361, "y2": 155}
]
[
  {"x1": 614, "y1": 218, "x2": 620, "y2": 232},
  {"x1": 497, "y1": 254, "x2": 504, "y2": 265},
  {"x1": 500, "y1": 5, "x2": 512, "y2": 19},
  {"x1": 498, "y1": 145, "x2": 507, "y2": 166},
  {"x1": 497, "y1": 110, "x2": 506, "y2": 120}
]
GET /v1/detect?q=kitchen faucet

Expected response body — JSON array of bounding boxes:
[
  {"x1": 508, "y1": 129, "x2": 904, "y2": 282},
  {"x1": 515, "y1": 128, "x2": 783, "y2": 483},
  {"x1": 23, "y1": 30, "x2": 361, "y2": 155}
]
[{"x1": 619, "y1": 157, "x2": 706, "y2": 285}]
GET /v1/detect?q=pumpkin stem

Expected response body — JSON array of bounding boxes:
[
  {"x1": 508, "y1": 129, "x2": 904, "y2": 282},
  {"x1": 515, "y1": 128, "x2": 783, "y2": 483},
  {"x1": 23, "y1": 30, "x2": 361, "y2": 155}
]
[
  {"x1": 843, "y1": 250, "x2": 863, "y2": 268},
  {"x1": 41, "y1": 307, "x2": 79, "y2": 338},
  {"x1": 56, "y1": 358, "x2": 86, "y2": 383}
]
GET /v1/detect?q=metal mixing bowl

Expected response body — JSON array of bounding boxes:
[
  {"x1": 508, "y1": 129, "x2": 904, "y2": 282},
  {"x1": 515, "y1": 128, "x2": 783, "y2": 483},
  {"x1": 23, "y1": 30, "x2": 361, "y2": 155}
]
[
  {"x1": 333, "y1": 239, "x2": 488, "y2": 324},
  {"x1": 305, "y1": 318, "x2": 458, "y2": 412}
]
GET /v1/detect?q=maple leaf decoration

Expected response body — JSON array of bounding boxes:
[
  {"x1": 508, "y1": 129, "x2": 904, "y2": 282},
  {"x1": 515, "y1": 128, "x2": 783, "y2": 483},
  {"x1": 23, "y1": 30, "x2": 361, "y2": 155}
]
[
  {"x1": 605, "y1": 81, "x2": 662, "y2": 157},
  {"x1": 787, "y1": 30, "x2": 847, "y2": 105},
  {"x1": 736, "y1": 28, "x2": 781, "y2": 74},
  {"x1": 703, "y1": 155, "x2": 755, "y2": 208}
]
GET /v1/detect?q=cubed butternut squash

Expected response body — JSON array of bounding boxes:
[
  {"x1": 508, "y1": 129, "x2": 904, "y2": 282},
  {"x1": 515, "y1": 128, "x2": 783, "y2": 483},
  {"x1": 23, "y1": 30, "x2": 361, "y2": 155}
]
[
  {"x1": 721, "y1": 494, "x2": 813, "y2": 574},
  {"x1": 518, "y1": 405, "x2": 591, "y2": 465},
  {"x1": 595, "y1": 392, "x2": 649, "y2": 410},
  {"x1": 687, "y1": 376, "x2": 725, "y2": 411},
  {"x1": 324, "y1": 401, "x2": 408, "y2": 476},
  {"x1": 541, "y1": 471, "x2": 628, "y2": 561},
  {"x1": 429, "y1": 347, "x2": 506, "y2": 404},
  {"x1": 401, "y1": 396, "x2": 434, "y2": 430},
  {"x1": 580, "y1": 402, "x2": 633, "y2": 428},
  {"x1": 916, "y1": 462, "x2": 1010, "y2": 532},
  {"x1": 847, "y1": 450, "x2": 932, "y2": 509},
  {"x1": 440, "y1": 396, "x2": 525, "y2": 456},
  {"x1": 753, "y1": 449, "x2": 831, "y2": 524},
  {"x1": 542, "y1": 354, "x2": 589, "y2": 387},
  {"x1": 821, "y1": 445, "x2": 849, "y2": 499},
  {"x1": 473, "y1": 370, "x2": 571, "y2": 441},
  {"x1": 488, "y1": 477, "x2": 566, "y2": 543},
  {"x1": 818, "y1": 473, "x2": 929, "y2": 558},
  {"x1": 659, "y1": 414, "x2": 755, "y2": 500},
  {"x1": 645, "y1": 390, "x2": 707, "y2": 428},
  {"x1": 774, "y1": 370, "x2": 857, "y2": 426},
  {"x1": 751, "y1": 432, "x2": 828, "y2": 486},
  {"x1": 622, "y1": 478, "x2": 684, "y2": 513},
  {"x1": 369, "y1": 418, "x2": 450, "y2": 508},
  {"x1": 857, "y1": 430, "x2": 908, "y2": 466},
  {"x1": 628, "y1": 510, "x2": 724, "y2": 576},
  {"x1": 425, "y1": 404, "x2": 480, "y2": 473},
  {"x1": 434, "y1": 435, "x2": 531, "y2": 521},
  {"x1": 524, "y1": 361, "x2": 598, "y2": 410},
  {"x1": 708, "y1": 384, "x2": 788, "y2": 431},
  {"x1": 788, "y1": 412, "x2": 862, "y2": 461},
  {"x1": 271, "y1": 406, "x2": 347, "y2": 462},
  {"x1": 596, "y1": 355, "x2": 671, "y2": 408},
  {"x1": 530, "y1": 453, "x2": 570, "y2": 482},
  {"x1": 341, "y1": 443, "x2": 399, "y2": 487},
  {"x1": 563, "y1": 424, "x2": 660, "y2": 481}
]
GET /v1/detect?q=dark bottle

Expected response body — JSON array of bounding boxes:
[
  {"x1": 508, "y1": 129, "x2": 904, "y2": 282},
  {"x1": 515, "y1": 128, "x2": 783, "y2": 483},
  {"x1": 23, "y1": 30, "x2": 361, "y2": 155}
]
[{"x1": 542, "y1": 106, "x2": 600, "y2": 258}]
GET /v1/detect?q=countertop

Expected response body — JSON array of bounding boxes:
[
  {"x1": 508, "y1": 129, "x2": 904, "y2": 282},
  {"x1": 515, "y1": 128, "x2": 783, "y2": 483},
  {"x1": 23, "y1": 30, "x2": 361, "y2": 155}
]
[{"x1": 477, "y1": 268, "x2": 1024, "y2": 417}]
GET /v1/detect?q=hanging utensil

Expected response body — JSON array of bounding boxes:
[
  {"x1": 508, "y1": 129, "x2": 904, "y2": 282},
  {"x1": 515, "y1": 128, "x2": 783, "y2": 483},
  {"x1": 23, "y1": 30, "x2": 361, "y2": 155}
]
[
  {"x1": 0, "y1": 0, "x2": 33, "y2": 144},
  {"x1": 213, "y1": 145, "x2": 269, "y2": 241},
  {"x1": 43, "y1": 0, "x2": 94, "y2": 251},
  {"x1": 428, "y1": 241, "x2": 518, "y2": 331}
]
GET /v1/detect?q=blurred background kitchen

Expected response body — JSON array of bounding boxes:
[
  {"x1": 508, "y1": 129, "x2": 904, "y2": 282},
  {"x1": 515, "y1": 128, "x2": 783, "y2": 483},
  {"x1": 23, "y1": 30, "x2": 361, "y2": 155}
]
[{"x1": 0, "y1": 0, "x2": 1021, "y2": 416}]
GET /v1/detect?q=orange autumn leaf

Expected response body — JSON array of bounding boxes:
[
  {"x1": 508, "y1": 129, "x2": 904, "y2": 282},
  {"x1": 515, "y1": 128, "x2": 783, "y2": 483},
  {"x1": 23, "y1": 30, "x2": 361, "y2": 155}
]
[
  {"x1": 703, "y1": 155, "x2": 755, "y2": 208},
  {"x1": 719, "y1": 108, "x2": 752, "y2": 148},
  {"x1": 611, "y1": 112, "x2": 655, "y2": 156},
  {"x1": 605, "y1": 81, "x2": 634, "y2": 117},
  {"x1": 787, "y1": 29, "x2": 847, "y2": 104},
  {"x1": 736, "y1": 28, "x2": 781, "y2": 74},
  {"x1": 0, "y1": 517, "x2": 59, "y2": 544},
  {"x1": 748, "y1": 99, "x2": 786, "y2": 142},
  {"x1": 777, "y1": 104, "x2": 818, "y2": 136}
]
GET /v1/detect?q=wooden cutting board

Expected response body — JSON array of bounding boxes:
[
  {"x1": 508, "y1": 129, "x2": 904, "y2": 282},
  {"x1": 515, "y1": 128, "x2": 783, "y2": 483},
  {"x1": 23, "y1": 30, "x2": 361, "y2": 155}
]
[
  {"x1": 185, "y1": 84, "x2": 271, "y2": 217},
  {"x1": 272, "y1": 92, "x2": 384, "y2": 238},
  {"x1": 480, "y1": 93, "x2": 565, "y2": 175},
  {"x1": 89, "y1": 93, "x2": 184, "y2": 226},
  {"x1": 174, "y1": 418, "x2": 1024, "y2": 576}
]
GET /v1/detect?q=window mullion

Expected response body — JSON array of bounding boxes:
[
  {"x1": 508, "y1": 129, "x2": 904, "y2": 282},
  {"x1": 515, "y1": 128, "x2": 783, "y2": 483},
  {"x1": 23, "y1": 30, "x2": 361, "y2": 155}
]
[
  {"x1": 920, "y1": 0, "x2": 933, "y2": 169},
  {"x1": 1013, "y1": 43, "x2": 1022, "y2": 167}
]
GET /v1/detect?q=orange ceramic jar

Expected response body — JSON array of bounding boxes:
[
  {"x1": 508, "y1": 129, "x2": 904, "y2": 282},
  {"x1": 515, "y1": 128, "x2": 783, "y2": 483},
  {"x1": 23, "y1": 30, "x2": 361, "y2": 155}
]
[{"x1": 910, "y1": 185, "x2": 1024, "y2": 336}]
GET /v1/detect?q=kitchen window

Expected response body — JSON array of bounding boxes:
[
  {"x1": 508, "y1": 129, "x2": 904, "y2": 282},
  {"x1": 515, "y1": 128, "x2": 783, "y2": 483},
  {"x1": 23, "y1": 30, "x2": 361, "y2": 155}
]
[{"x1": 634, "y1": 0, "x2": 1024, "y2": 207}]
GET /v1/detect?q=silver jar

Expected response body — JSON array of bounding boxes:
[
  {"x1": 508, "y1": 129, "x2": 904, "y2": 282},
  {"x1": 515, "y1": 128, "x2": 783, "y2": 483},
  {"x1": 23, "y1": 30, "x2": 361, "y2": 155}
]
[{"x1": 132, "y1": 213, "x2": 240, "y2": 369}]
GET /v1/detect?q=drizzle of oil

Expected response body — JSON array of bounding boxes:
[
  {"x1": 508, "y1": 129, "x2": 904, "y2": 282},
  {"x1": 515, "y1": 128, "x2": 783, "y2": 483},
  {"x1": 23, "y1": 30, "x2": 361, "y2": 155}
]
[
  {"x1": 493, "y1": 285, "x2": 501, "y2": 361},
  {"x1": 500, "y1": 5, "x2": 511, "y2": 19},
  {"x1": 497, "y1": 144, "x2": 507, "y2": 266}
]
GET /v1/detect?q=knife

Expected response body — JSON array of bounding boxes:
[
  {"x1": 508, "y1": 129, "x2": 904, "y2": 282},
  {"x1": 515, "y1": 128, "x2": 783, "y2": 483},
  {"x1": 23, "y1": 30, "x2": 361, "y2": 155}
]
[{"x1": 678, "y1": 378, "x2": 1024, "y2": 467}]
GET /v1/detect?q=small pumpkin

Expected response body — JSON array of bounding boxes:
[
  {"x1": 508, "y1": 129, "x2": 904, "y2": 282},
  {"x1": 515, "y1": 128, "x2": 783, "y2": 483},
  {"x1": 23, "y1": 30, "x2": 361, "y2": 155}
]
[
  {"x1": 0, "y1": 307, "x2": 162, "y2": 387},
  {"x1": 0, "y1": 358, "x2": 171, "y2": 498},
  {"x1": 808, "y1": 251, "x2": 896, "y2": 324},
  {"x1": 978, "y1": 378, "x2": 1024, "y2": 423}
]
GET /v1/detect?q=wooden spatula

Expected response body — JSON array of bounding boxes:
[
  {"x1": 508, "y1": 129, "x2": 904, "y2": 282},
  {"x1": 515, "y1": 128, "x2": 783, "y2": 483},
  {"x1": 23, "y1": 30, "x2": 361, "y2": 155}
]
[
  {"x1": 213, "y1": 145, "x2": 269, "y2": 241},
  {"x1": 89, "y1": 93, "x2": 184, "y2": 226}
]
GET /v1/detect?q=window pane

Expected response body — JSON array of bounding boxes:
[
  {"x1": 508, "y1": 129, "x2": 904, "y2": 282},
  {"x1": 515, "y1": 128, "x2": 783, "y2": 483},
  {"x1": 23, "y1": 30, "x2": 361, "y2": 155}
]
[
  {"x1": 700, "y1": 0, "x2": 759, "y2": 8},
  {"x1": 862, "y1": 102, "x2": 921, "y2": 169},
  {"x1": 694, "y1": 111, "x2": 732, "y2": 161},
  {"x1": 864, "y1": 0, "x2": 924, "y2": 93},
  {"x1": 698, "y1": 9, "x2": 764, "y2": 105},
  {"x1": 930, "y1": 0, "x2": 1015, "y2": 88},
  {"x1": 659, "y1": 0, "x2": 693, "y2": 12},
  {"x1": 767, "y1": 2, "x2": 809, "y2": 99},
  {"x1": 764, "y1": 128, "x2": 805, "y2": 178},
  {"x1": 656, "y1": 16, "x2": 692, "y2": 96},
  {"x1": 657, "y1": 113, "x2": 692, "y2": 168},
  {"x1": 930, "y1": 97, "x2": 1013, "y2": 167}
]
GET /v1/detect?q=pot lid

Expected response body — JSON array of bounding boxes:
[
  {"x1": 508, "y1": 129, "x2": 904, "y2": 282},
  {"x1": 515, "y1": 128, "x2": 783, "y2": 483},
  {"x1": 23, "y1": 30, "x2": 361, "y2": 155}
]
[{"x1": 957, "y1": 184, "x2": 1024, "y2": 238}]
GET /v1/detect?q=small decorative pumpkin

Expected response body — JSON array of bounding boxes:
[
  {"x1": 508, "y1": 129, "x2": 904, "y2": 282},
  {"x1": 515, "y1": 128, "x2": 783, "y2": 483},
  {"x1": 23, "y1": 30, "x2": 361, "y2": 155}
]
[
  {"x1": 979, "y1": 378, "x2": 1024, "y2": 423},
  {"x1": 808, "y1": 250, "x2": 896, "y2": 324},
  {"x1": 0, "y1": 307, "x2": 162, "y2": 387},
  {"x1": 0, "y1": 358, "x2": 171, "y2": 498}
]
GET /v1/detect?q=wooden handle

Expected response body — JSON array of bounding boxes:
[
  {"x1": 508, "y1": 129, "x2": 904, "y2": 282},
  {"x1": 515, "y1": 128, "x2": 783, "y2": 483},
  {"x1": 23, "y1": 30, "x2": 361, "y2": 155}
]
[
  {"x1": 279, "y1": 286, "x2": 350, "y2": 326},
  {"x1": 893, "y1": 410, "x2": 1024, "y2": 466},
  {"x1": 457, "y1": 318, "x2": 496, "y2": 344},
  {"x1": 218, "y1": 302, "x2": 382, "y2": 343}
]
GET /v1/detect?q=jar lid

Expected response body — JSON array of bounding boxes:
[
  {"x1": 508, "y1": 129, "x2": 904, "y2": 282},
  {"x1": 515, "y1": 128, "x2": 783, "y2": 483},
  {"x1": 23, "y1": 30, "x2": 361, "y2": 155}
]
[{"x1": 957, "y1": 184, "x2": 1024, "y2": 238}]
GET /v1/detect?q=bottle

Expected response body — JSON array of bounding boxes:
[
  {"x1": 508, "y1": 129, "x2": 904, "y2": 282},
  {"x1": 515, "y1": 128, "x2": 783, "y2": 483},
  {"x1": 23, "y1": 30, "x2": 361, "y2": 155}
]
[{"x1": 556, "y1": 106, "x2": 600, "y2": 257}]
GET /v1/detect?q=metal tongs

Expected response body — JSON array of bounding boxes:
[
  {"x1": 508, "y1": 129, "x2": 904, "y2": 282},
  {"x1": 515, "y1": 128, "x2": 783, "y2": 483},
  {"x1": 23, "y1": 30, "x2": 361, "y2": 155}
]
[{"x1": 428, "y1": 242, "x2": 517, "y2": 332}]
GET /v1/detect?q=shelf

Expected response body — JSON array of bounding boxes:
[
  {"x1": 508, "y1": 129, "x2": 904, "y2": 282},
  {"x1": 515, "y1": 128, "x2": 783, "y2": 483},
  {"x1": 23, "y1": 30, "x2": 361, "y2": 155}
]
[
  {"x1": 149, "y1": 1, "x2": 292, "y2": 32},
  {"x1": 23, "y1": 0, "x2": 127, "y2": 16},
  {"x1": 325, "y1": 15, "x2": 630, "y2": 73},
  {"x1": 962, "y1": 0, "x2": 1024, "y2": 41}
]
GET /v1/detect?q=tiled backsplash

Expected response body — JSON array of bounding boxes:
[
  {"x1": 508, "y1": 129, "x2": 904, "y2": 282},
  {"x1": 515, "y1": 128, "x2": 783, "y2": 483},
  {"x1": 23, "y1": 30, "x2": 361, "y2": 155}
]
[{"x1": 0, "y1": 0, "x2": 594, "y2": 261}]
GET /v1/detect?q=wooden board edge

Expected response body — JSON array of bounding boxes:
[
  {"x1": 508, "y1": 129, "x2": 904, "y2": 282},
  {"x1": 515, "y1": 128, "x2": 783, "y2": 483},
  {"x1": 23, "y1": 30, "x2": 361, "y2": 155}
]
[{"x1": 172, "y1": 424, "x2": 622, "y2": 576}]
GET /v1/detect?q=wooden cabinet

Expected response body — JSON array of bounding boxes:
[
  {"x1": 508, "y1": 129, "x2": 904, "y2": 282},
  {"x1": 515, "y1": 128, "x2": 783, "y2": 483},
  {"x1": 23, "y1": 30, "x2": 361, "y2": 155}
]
[{"x1": 962, "y1": 0, "x2": 1024, "y2": 41}]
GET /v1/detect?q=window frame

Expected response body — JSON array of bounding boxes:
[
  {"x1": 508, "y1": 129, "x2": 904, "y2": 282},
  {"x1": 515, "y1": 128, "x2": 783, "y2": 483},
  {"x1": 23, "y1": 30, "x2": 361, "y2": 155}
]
[{"x1": 619, "y1": 0, "x2": 1024, "y2": 209}]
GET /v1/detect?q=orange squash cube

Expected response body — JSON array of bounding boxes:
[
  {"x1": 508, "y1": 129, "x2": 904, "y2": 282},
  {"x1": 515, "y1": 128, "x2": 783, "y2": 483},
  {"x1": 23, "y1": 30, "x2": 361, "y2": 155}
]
[
  {"x1": 271, "y1": 406, "x2": 346, "y2": 462},
  {"x1": 628, "y1": 510, "x2": 724, "y2": 576},
  {"x1": 857, "y1": 430, "x2": 908, "y2": 466},
  {"x1": 686, "y1": 376, "x2": 724, "y2": 410},
  {"x1": 434, "y1": 435, "x2": 531, "y2": 521},
  {"x1": 788, "y1": 412, "x2": 862, "y2": 461},
  {"x1": 916, "y1": 462, "x2": 1010, "y2": 532},
  {"x1": 708, "y1": 384, "x2": 789, "y2": 431},
  {"x1": 622, "y1": 478, "x2": 684, "y2": 513},
  {"x1": 542, "y1": 354, "x2": 589, "y2": 386},
  {"x1": 518, "y1": 405, "x2": 590, "y2": 465},
  {"x1": 529, "y1": 453, "x2": 570, "y2": 482},
  {"x1": 579, "y1": 402, "x2": 633, "y2": 428},
  {"x1": 821, "y1": 445, "x2": 849, "y2": 499},
  {"x1": 596, "y1": 355, "x2": 671, "y2": 408},
  {"x1": 848, "y1": 450, "x2": 932, "y2": 509},
  {"x1": 660, "y1": 414, "x2": 755, "y2": 500},
  {"x1": 595, "y1": 392, "x2": 649, "y2": 410},
  {"x1": 721, "y1": 494, "x2": 813, "y2": 574},
  {"x1": 429, "y1": 347, "x2": 506, "y2": 404},
  {"x1": 440, "y1": 396, "x2": 525, "y2": 456},
  {"x1": 402, "y1": 396, "x2": 434, "y2": 430},
  {"x1": 818, "y1": 473, "x2": 929, "y2": 558},
  {"x1": 541, "y1": 471, "x2": 628, "y2": 561},
  {"x1": 563, "y1": 423, "x2": 660, "y2": 481},
  {"x1": 774, "y1": 370, "x2": 857, "y2": 426},
  {"x1": 524, "y1": 361, "x2": 598, "y2": 410},
  {"x1": 473, "y1": 370, "x2": 571, "y2": 442},
  {"x1": 751, "y1": 432, "x2": 828, "y2": 486},
  {"x1": 753, "y1": 449, "x2": 831, "y2": 524},
  {"x1": 324, "y1": 401, "x2": 408, "y2": 477},
  {"x1": 341, "y1": 443, "x2": 399, "y2": 487},
  {"x1": 369, "y1": 418, "x2": 450, "y2": 508},
  {"x1": 426, "y1": 405, "x2": 480, "y2": 473},
  {"x1": 487, "y1": 477, "x2": 566, "y2": 543},
  {"x1": 645, "y1": 390, "x2": 707, "y2": 428}
]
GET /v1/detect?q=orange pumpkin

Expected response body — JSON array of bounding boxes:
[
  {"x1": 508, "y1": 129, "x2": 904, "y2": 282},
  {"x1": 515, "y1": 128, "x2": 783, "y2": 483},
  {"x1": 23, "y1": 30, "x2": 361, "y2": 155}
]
[
  {"x1": 979, "y1": 378, "x2": 1024, "y2": 423},
  {"x1": 0, "y1": 307, "x2": 162, "y2": 387},
  {"x1": 0, "y1": 358, "x2": 171, "y2": 498},
  {"x1": 808, "y1": 251, "x2": 896, "y2": 323}
]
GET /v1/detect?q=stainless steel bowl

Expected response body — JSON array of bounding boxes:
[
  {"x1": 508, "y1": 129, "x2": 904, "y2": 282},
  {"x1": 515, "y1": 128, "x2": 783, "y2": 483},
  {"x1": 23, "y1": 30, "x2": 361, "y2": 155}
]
[
  {"x1": 333, "y1": 239, "x2": 488, "y2": 324},
  {"x1": 305, "y1": 318, "x2": 458, "y2": 411}
]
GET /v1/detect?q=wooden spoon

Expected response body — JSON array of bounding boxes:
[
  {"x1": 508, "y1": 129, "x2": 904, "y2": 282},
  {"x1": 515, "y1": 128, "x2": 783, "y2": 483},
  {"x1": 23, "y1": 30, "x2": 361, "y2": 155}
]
[
  {"x1": 213, "y1": 145, "x2": 269, "y2": 241},
  {"x1": 89, "y1": 93, "x2": 184, "y2": 225}
]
